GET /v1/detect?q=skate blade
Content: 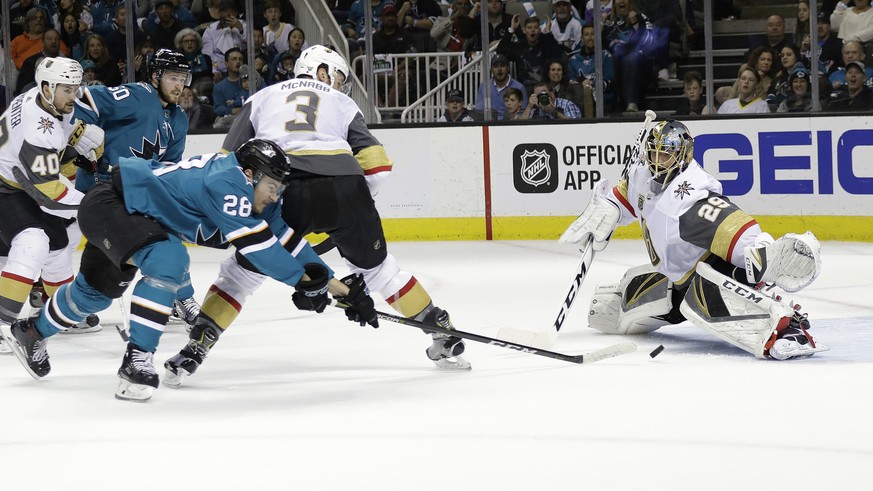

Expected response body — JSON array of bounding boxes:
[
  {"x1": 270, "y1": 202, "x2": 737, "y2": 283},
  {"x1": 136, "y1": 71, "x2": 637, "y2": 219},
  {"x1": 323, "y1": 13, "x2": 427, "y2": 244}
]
[
  {"x1": 0, "y1": 327, "x2": 49, "y2": 380},
  {"x1": 115, "y1": 378, "x2": 155, "y2": 402},
  {"x1": 58, "y1": 324, "x2": 104, "y2": 334},
  {"x1": 162, "y1": 367, "x2": 190, "y2": 388},
  {"x1": 432, "y1": 355, "x2": 472, "y2": 371}
]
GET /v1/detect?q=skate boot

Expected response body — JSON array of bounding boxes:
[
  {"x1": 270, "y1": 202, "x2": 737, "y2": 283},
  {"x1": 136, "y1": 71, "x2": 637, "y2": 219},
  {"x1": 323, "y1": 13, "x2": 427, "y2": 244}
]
[
  {"x1": 116, "y1": 343, "x2": 159, "y2": 402},
  {"x1": 7, "y1": 317, "x2": 51, "y2": 378},
  {"x1": 59, "y1": 314, "x2": 103, "y2": 334},
  {"x1": 163, "y1": 317, "x2": 222, "y2": 387},
  {"x1": 422, "y1": 308, "x2": 471, "y2": 370},
  {"x1": 169, "y1": 297, "x2": 200, "y2": 331},
  {"x1": 767, "y1": 309, "x2": 829, "y2": 360}
]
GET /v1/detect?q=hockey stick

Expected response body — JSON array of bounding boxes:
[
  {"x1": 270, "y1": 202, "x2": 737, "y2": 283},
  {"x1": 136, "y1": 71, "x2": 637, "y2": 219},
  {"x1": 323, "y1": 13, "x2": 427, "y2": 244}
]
[
  {"x1": 370, "y1": 308, "x2": 636, "y2": 364},
  {"x1": 11, "y1": 166, "x2": 80, "y2": 211},
  {"x1": 496, "y1": 111, "x2": 658, "y2": 349}
]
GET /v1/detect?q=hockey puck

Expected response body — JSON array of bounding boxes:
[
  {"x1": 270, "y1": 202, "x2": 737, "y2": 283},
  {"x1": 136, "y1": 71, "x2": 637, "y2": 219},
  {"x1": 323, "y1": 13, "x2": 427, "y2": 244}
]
[{"x1": 649, "y1": 345, "x2": 665, "y2": 358}]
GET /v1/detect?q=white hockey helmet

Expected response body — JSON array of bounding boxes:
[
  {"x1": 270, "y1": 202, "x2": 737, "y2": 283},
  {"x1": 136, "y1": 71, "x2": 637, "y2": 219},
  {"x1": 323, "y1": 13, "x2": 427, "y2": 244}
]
[
  {"x1": 294, "y1": 45, "x2": 351, "y2": 94},
  {"x1": 35, "y1": 57, "x2": 84, "y2": 112}
]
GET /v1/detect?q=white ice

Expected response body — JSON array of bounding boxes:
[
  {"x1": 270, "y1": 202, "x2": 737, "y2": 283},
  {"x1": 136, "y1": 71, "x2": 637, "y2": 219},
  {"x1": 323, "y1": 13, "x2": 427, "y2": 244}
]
[{"x1": 2, "y1": 240, "x2": 871, "y2": 490}]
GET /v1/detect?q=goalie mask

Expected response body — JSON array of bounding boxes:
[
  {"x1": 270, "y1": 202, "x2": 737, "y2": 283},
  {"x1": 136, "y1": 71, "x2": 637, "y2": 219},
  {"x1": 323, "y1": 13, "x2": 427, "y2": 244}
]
[
  {"x1": 294, "y1": 45, "x2": 351, "y2": 94},
  {"x1": 644, "y1": 120, "x2": 694, "y2": 192}
]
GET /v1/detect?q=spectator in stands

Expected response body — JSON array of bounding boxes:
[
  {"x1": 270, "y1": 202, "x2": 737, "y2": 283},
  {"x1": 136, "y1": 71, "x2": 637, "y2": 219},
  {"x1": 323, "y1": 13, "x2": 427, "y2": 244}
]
[
  {"x1": 777, "y1": 64, "x2": 814, "y2": 112},
  {"x1": 193, "y1": 0, "x2": 224, "y2": 32},
  {"x1": 249, "y1": 0, "x2": 296, "y2": 32},
  {"x1": 373, "y1": 3, "x2": 415, "y2": 54},
  {"x1": 748, "y1": 14, "x2": 793, "y2": 55},
  {"x1": 131, "y1": 39, "x2": 158, "y2": 82},
  {"x1": 585, "y1": 0, "x2": 613, "y2": 26},
  {"x1": 269, "y1": 27, "x2": 305, "y2": 84},
  {"x1": 431, "y1": 0, "x2": 472, "y2": 55},
  {"x1": 59, "y1": 13, "x2": 86, "y2": 60},
  {"x1": 436, "y1": 88, "x2": 477, "y2": 122},
  {"x1": 81, "y1": 59, "x2": 102, "y2": 85},
  {"x1": 90, "y1": 0, "x2": 123, "y2": 37},
  {"x1": 202, "y1": 0, "x2": 247, "y2": 82},
  {"x1": 795, "y1": 1, "x2": 811, "y2": 47},
  {"x1": 568, "y1": 23, "x2": 616, "y2": 116},
  {"x1": 262, "y1": 0, "x2": 296, "y2": 59},
  {"x1": 829, "y1": 40, "x2": 873, "y2": 89},
  {"x1": 105, "y1": 4, "x2": 147, "y2": 62},
  {"x1": 523, "y1": 81, "x2": 582, "y2": 119},
  {"x1": 497, "y1": 15, "x2": 562, "y2": 92},
  {"x1": 396, "y1": 0, "x2": 443, "y2": 52},
  {"x1": 606, "y1": 2, "x2": 659, "y2": 112},
  {"x1": 808, "y1": 11, "x2": 844, "y2": 74},
  {"x1": 459, "y1": 0, "x2": 513, "y2": 52},
  {"x1": 475, "y1": 53, "x2": 527, "y2": 118},
  {"x1": 144, "y1": 0, "x2": 198, "y2": 31},
  {"x1": 11, "y1": 8, "x2": 59, "y2": 69},
  {"x1": 830, "y1": 0, "x2": 873, "y2": 44},
  {"x1": 81, "y1": 32, "x2": 123, "y2": 86},
  {"x1": 767, "y1": 43, "x2": 802, "y2": 109},
  {"x1": 543, "y1": 59, "x2": 585, "y2": 115},
  {"x1": 674, "y1": 69, "x2": 704, "y2": 115},
  {"x1": 828, "y1": 60, "x2": 873, "y2": 109},
  {"x1": 15, "y1": 28, "x2": 67, "y2": 95},
  {"x1": 719, "y1": 46, "x2": 775, "y2": 103},
  {"x1": 344, "y1": 0, "x2": 394, "y2": 51},
  {"x1": 551, "y1": 0, "x2": 584, "y2": 56},
  {"x1": 52, "y1": 0, "x2": 92, "y2": 33},
  {"x1": 718, "y1": 65, "x2": 770, "y2": 114},
  {"x1": 637, "y1": 0, "x2": 687, "y2": 81},
  {"x1": 10, "y1": 0, "x2": 47, "y2": 39},
  {"x1": 146, "y1": 0, "x2": 187, "y2": 51},
  {"x1": 502, "y1": 87, "x2": 525, "y2": 120},
  {"x1": 180, "y1": 85, "x2": 216, "y2": 129},
  {"x1": 212, "y1": 48, "x2": 248, "y2": 119},
  {"x1": 176, "y1": 28, "x2": 213, "y2": 94}
]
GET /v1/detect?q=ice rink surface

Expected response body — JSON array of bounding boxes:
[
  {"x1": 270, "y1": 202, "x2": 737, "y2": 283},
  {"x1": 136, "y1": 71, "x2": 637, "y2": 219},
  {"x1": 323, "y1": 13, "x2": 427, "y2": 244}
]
[{"x1": 2, "y1": 240, "x2": 871, "y2": 490}]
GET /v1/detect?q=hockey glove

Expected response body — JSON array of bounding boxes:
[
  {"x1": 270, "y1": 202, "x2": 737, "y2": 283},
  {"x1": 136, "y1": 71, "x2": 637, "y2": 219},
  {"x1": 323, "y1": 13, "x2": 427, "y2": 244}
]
[
  {"x1": 292, "y1": 263, "x2": 331, "y2": 313},
  {"x1": 68, "y1": 121, "x2": 105, "y2": 161},
  {"x1": 335, "y1": 274, "x2": 379, "y2": 328}
]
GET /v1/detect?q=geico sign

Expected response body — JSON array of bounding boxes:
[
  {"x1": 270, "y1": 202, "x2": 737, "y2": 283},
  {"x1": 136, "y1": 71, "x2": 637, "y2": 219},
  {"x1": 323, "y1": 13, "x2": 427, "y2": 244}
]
[{"x1": 695, "y1": 130, "x2": 873, "y2": 195}]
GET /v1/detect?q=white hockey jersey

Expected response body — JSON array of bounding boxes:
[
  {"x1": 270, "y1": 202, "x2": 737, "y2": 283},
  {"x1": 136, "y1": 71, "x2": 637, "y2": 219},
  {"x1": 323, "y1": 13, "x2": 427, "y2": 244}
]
[
  {"x1": 0, "y1": 88, "x2": 82, "y2": 214},
  {"x1": 222, "y1": 78, "x2": 392, "y2": 179},
  {"x1": 608, "y1": 157, "x2": 762, "y2": 285}
]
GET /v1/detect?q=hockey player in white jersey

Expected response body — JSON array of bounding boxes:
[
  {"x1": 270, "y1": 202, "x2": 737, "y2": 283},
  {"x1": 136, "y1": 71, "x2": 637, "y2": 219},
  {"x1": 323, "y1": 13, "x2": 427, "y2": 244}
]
[
  {"x1": 560, "y1": 119, "x2": 826, "y2": 360},
  {"x1": 163, "y1": 45, "x2": 470, "y2": 386},
  {"x1": 0, "y1": 58, "x2": 104, "y2": 354}
]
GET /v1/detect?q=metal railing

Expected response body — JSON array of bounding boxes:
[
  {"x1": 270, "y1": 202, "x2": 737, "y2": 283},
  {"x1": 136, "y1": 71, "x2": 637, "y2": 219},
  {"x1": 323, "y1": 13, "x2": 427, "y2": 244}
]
[
  {"x1": 289, "y1": 0, "x2": 381, "y2": 123},
  {"x1": 352, "y1": 51, "x2": 474, "y2": 121},
  {"x1": 400, "y1": 51, "x2": 493, "y2": 123}
]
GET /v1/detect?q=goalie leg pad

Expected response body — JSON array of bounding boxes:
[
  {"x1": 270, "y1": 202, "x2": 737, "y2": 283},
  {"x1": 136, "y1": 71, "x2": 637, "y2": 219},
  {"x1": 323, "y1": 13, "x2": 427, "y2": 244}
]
[
  {"x1": 589, "y1": 264, "x2": 674, "y2": 335},
  {"x1": 744, "y1": 231, "x2": 822, "y2": 293},
  {"x1": 681, "y1": 262, "x2": 828, "y2": 359}
]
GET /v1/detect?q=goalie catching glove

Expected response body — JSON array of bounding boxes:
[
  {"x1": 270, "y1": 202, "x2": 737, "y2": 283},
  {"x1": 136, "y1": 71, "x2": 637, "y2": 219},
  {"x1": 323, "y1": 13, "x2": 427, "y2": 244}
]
[
  {"x1": 292, "y1": 263, "x2": 331, "y2": 313},
  {"x1": 559, "y1": 179, "x2": 620, "y2": 251},
  {"x1": 334, "y1": 274, "x2": 379, "y2": 328}
]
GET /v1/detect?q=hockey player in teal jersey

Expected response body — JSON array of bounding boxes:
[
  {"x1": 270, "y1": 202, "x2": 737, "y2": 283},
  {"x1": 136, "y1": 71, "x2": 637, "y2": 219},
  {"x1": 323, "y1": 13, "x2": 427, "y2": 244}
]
[
  {"x1": 1, "y1": 139, "x2": 377, "y2": 402},
  {"x1": 71, "y1": 48, "x2": 200, "y2": 326}
]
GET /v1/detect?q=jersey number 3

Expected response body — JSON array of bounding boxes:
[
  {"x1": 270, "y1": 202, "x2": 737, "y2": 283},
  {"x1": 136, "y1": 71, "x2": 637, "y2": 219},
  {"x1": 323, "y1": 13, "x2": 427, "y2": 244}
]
[{"x1": 285, "y1": 91, "x2": 321, "y2": 132}]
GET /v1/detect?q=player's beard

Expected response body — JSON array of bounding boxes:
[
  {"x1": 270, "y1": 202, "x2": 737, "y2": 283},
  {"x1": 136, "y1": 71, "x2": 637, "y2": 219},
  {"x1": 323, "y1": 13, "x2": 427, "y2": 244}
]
[{"x1": 158, "y1": 82, "x2": 182, "y2": 105}]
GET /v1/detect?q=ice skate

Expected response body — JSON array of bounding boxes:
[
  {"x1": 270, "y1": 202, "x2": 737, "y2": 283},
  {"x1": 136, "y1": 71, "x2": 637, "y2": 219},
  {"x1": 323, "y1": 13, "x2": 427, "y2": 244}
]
[
  {"x1": 116, "y1": 343, "x2": 159, "y2": 402},
  {"x1": 58, "y1": 314, "x2": 103, "y2": 334},
  {"x1": 422, "y1": 308, "x2": 471, "y2": 371},
  {"x1": 5, "y1": 317, "x2": 51, "y2": 378},
  {"x1": 169, "y1": 297, "x2": 200, "y2": 331},
  {"x1": 0, "y1": 324, "x2": 12, "y2": 354},
  {"x1": 163, "y1": 317, "x2": 221, "y2": 387}
]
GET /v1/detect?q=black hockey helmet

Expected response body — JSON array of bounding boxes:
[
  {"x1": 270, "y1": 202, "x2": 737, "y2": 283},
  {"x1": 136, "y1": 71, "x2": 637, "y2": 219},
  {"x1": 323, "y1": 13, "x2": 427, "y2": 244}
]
[
  {"x1": 236, "y1": 138, "x2": 293, "y2": 183},
  {"x1": 149, "y1": 48, "x2": 192, "y2": 85}
]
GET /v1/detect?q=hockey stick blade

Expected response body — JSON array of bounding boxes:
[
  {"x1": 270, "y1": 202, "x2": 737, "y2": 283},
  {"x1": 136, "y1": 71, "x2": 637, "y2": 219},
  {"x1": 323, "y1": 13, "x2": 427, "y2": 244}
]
[
  {"x1": 11, "y1": 166, "x2": 80, "y2": 211},
  {"x1": 373, "y1": 309, "x2": 636, "y2": 364}
]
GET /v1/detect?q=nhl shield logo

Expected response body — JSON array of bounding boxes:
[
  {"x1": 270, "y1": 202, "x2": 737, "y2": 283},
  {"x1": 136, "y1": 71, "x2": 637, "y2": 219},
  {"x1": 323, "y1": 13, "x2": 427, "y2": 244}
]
[{"x1": 513, "y1": 144, "x2": 558, "y2": 193}]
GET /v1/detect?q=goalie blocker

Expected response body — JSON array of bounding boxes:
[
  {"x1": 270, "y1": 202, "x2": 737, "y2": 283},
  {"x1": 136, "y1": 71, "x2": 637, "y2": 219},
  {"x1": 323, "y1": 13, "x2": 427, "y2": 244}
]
[{"x1": 588, "y1": 232, "x2": 827, "y2": 360}]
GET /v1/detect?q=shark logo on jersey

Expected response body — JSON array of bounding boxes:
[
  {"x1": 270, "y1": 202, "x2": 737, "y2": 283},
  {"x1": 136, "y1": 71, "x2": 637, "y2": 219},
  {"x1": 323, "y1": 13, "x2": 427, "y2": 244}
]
[
  {"x1": 37, "y1": 117, "x2": 55, "y2": 134},
  {"x1": 674, "y1": 181, "x2": 693, "y2": 199},
  {"x1": 194, "y1": 224, "x2": 227, "y2": 248},
  {"x1": 131, "y1": 129, "x2": 169, "y2": 160}
]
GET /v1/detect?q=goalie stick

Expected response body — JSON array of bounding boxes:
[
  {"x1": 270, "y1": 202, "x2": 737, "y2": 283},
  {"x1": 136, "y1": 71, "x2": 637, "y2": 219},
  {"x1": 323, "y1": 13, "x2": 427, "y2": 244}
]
[
  {"x1": 497, "y1": 110, "x2": 658, "y2": 349},
  {"x1": 11, "y1": 166, "x2": 80, "y2": 211},
  {"x1": 367, "y1": 308, "x2": 636, "y2": 364}
]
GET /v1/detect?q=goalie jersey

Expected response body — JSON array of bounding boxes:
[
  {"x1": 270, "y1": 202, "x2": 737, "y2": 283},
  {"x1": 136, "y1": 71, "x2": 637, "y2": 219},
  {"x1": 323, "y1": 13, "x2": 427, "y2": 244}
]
[
  {"x1": 609, "y1": 158, "x2": 762, "y2": 285},
  {"x1": 117, "y1": 152, "x2": 330, "y2": 287},
  {"x1": 0, "y1": 87, "x2": 79, "y2": 205},
  {"x1": 73, "y1": 82, "x2": 188, "y2": 191},
  {"x1": 221, "y1": 78, "x2": 392, "y2": 179}
]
